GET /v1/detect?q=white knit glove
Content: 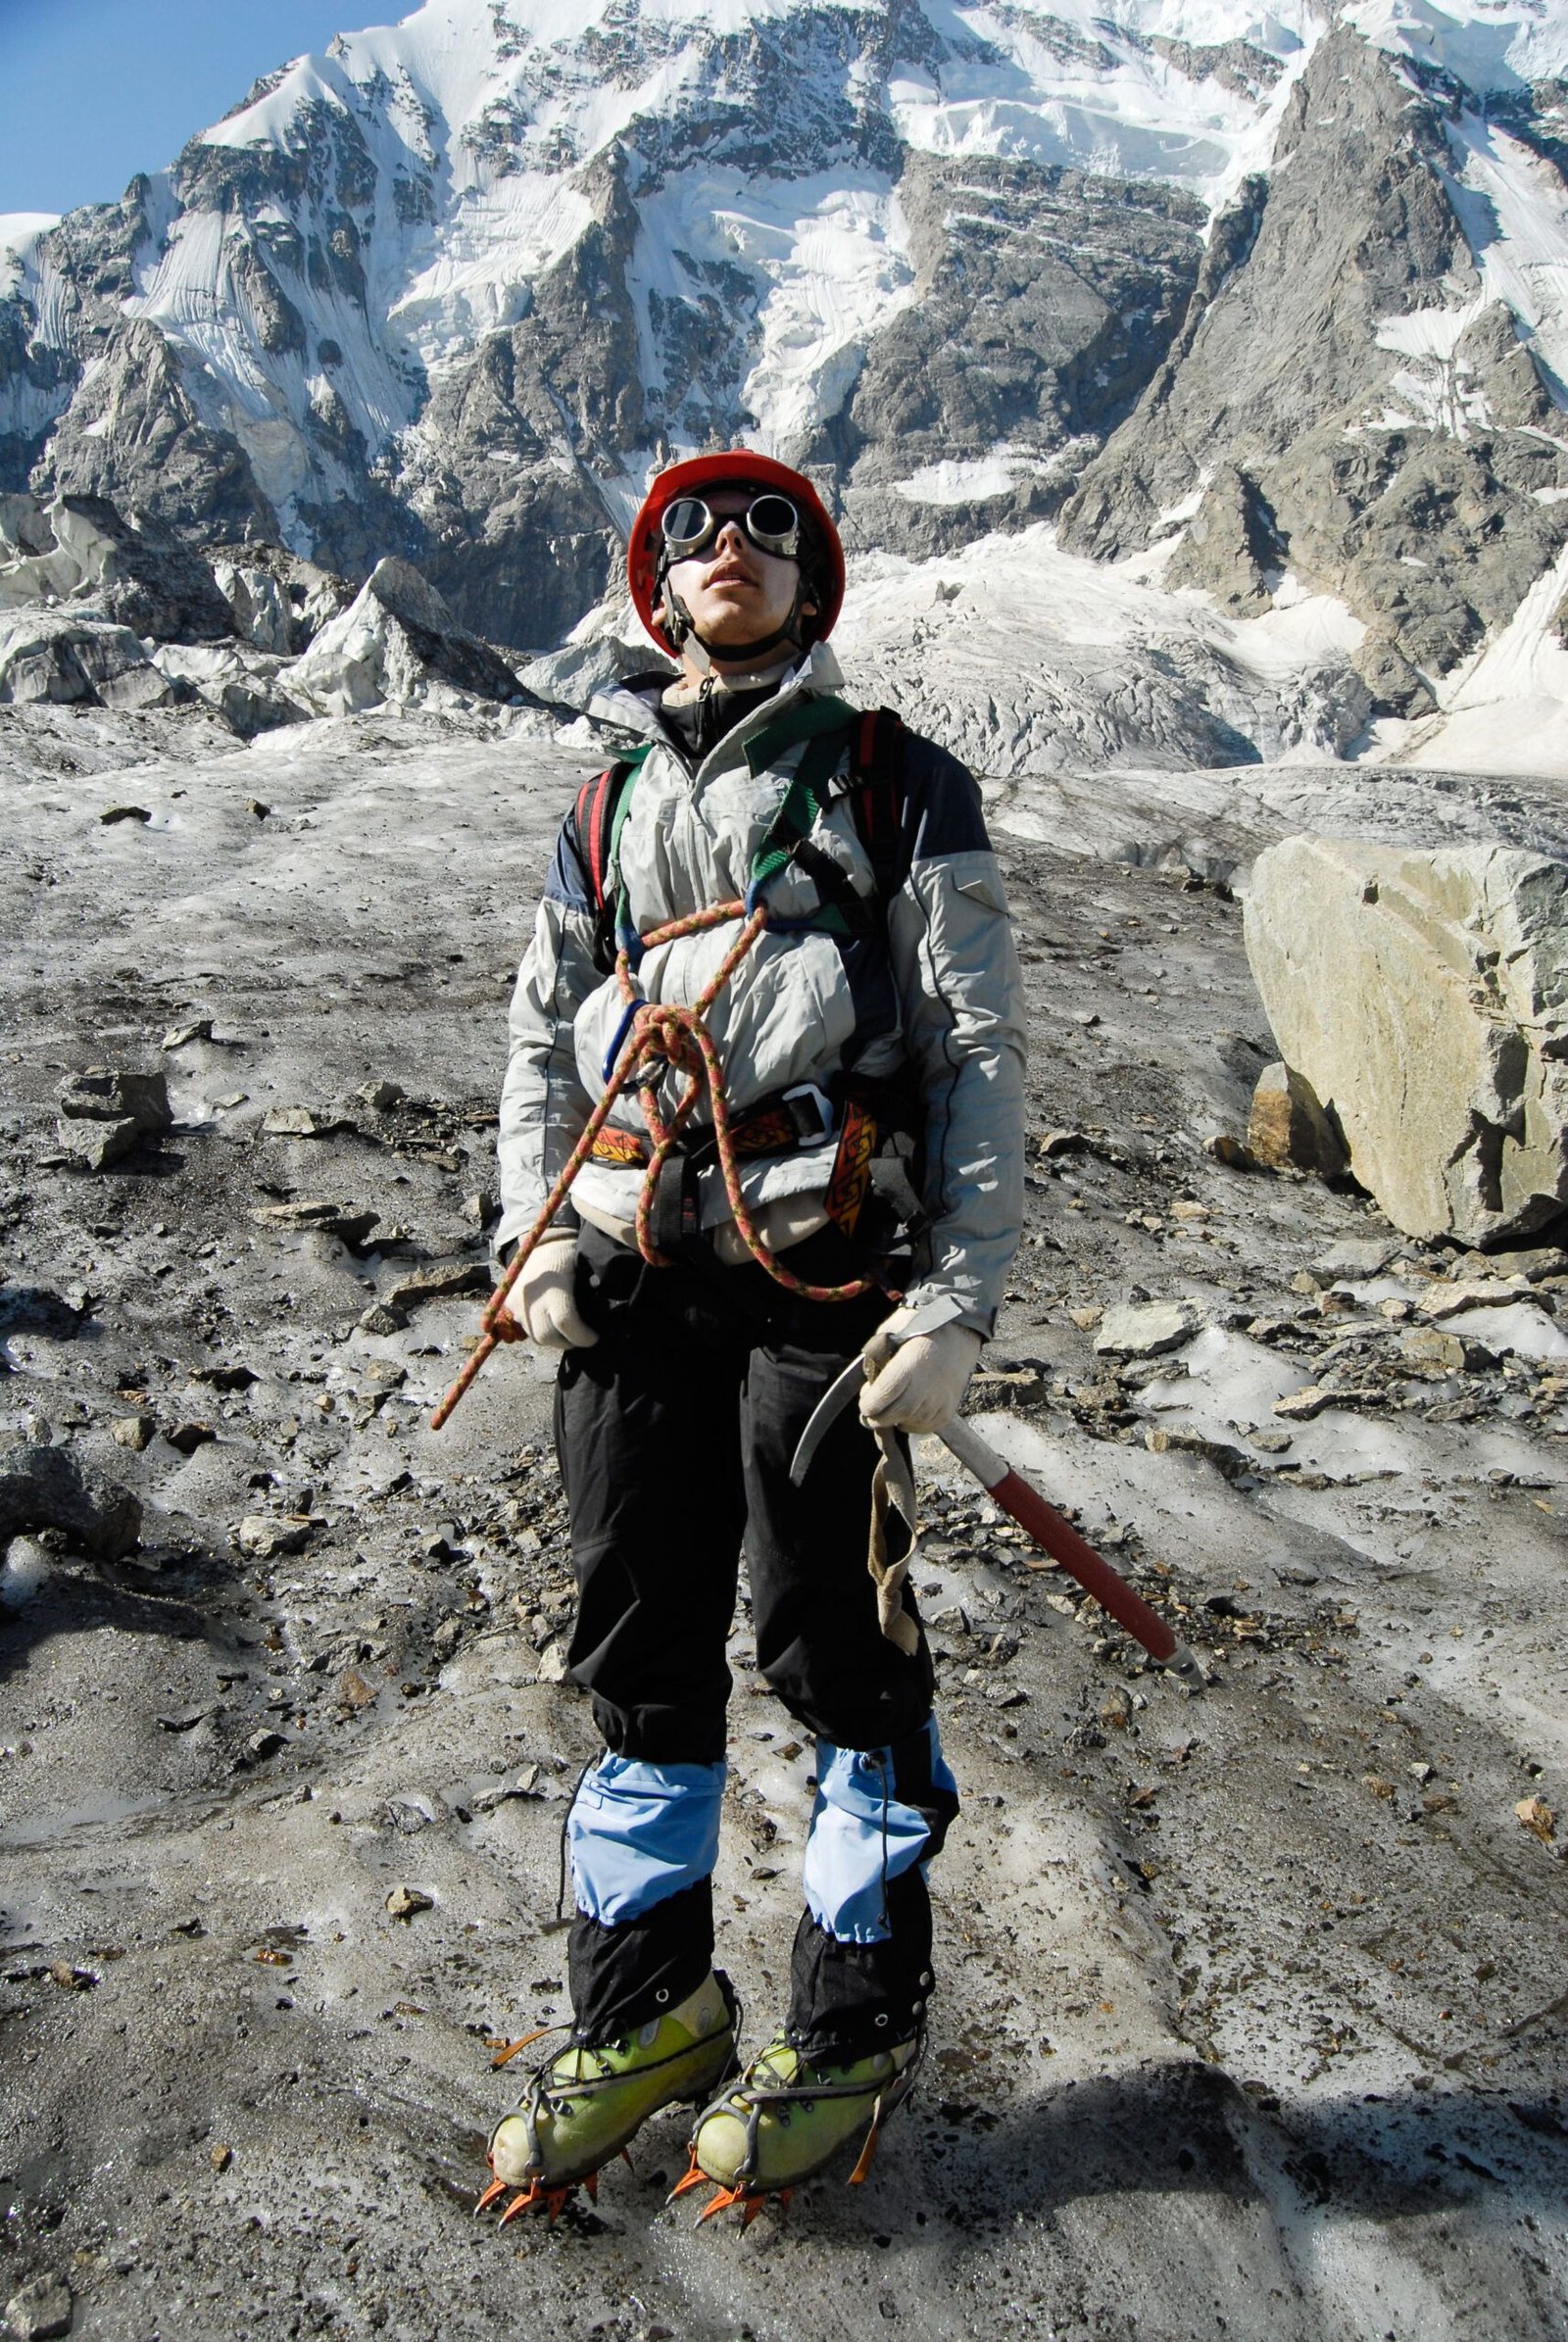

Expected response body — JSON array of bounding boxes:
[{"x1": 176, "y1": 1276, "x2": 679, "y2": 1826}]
[
  {"x1": 506, "y1": 1228, "x2": 598, "y2": 1351},
  {"x1": 859, "y1": 1310, "x2": 982, "y2": 1435}
]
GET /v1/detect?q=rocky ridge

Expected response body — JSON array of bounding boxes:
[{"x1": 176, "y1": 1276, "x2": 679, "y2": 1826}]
[{"x1": 1, "y1": 0, "x2": 1562, "y2": 712}]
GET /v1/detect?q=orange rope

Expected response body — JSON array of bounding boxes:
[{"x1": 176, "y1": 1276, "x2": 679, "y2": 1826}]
[{"x1": 431, "y1": 900, "x2": 869, "y2": 1428}]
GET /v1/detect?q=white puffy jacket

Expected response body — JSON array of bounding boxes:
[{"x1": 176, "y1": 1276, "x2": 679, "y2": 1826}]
[{"x1": 496, "y1": 642, "x2": 1026, "y2": 1337}]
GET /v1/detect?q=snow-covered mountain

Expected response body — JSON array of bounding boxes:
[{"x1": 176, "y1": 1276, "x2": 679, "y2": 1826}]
[{"x1": 2, "y1": 0, "x2": 1566, "y2": 730}]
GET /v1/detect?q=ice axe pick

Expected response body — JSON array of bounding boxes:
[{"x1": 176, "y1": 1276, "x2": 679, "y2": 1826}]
[{"x1": 790, "y1": 1359, "x2": 1201, "y2": 1681}]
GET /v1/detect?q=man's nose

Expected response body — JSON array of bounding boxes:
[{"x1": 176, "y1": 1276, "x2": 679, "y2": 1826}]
[{"x1": 711, "y1": 517, "x2": 749, "y2": 555}]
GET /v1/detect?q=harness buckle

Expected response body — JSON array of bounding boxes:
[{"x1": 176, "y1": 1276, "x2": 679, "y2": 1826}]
[{"x1": 782, "y1": 1083, "x2": 836, "y2": 1146}]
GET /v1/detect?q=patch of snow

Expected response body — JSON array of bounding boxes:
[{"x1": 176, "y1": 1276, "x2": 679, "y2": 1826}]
[
  {"x1": 1394, "y1": 535, "x2": 1568, "y2": 776},
  {"x1": 626, "y1": 170, "x2": 916, "y2": 453},
  {"x1": 1371, "y1": 291, "x2": 1495, "y2": 436},
  {"x1": 894, "y1": 455, "x2": 1020, "y2": 504},
  {"x1": 1154, "y1": 477, "x2": 1209, "y2": 530},
  {"x1": 1224, "y1": 591, "x2": 1367, "y2": 678},
  {"x1": 1345, "y1": 0, "x2": 1568, "y2": 92},
  {"x1": 1444, "y1": 112, "x2": 1568, "y2": 406},
  {"x1": 0, "y1": 212, "x2": 58, "y2": 297},
  {"x1": 888, "y1": 0, "x2": 1322, "y2": 210}
]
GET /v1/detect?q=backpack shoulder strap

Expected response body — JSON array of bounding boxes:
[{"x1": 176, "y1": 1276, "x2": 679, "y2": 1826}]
[
  {"x1": 848, "y1": 707, "x2": 906, "y2": 896},
  {"x1": 571, "y1": 745, "x2": 652, "y2": 913}
]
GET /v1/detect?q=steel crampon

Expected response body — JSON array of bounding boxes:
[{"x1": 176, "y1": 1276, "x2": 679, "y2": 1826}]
[
  {"x1": 432, "y1": 896, "x2": 873, "y2": 1429},
  {"x1": 667, "y1": 2152, "x2": 792, "y2": 2229}
]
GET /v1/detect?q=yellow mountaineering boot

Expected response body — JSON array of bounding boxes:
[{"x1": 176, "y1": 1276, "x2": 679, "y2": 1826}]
[
  {"x1": 676, "y1": 2026, "x2": 922, "y2": 2222},
  {"x1": 478, "y1": 1971, "x2": 738, "y2": 2222}
]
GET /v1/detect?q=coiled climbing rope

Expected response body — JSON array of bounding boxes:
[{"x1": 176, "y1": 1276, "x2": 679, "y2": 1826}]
[{"x1": 431, "y1": 898, "x2": 869, "y2": 1428}]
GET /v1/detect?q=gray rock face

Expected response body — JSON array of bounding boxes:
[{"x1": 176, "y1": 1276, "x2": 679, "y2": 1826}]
[
  {"x1": 829, "y1": 154, "x2": 1203, "y2": 561},
  {"x1": 0, "y1": 610, "x2": 171, "y2": 708},
  {"x1": 1060, "y1": 28, "x2": 1568, "y2": 697},
  {"x1": 1245, "y1": 837, "x2": 1568, "y2": 1245}
]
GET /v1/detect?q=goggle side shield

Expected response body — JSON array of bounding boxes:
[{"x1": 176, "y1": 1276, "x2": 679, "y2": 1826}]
[{"x1": 660, "y1": 493, "x2": 801, "y2": 561}]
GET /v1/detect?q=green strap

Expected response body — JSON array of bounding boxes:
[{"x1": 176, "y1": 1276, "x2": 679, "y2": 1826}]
[
  {"x1": 609, "y1": 744, "x2": 654, "y2": 951},
  {"x1": 614, "y1": 698, "x2": 862, "y2": 947},
  {"x1": 745, "y1": 697, "x2": 859, "y2": 898}
]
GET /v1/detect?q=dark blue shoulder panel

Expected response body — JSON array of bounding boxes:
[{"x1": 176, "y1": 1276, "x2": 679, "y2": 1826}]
[
  {"x1": 544, "y1": 798, "x2": 593, "y2": 911},
  {"x1": 898, "y1": 731, "x2": 992, "y2": 865}
]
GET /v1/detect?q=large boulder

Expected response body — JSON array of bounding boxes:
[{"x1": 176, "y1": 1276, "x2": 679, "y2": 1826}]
[
  {"x1": 289, "y1": 556, "x2": 527, "y2": 715},
  {"x1": 1245, "y1": 838, "x2": 1568, "y2": 1245},
  {"x1": 0, "y1": 609, "x2": 172, "y2": 708}
]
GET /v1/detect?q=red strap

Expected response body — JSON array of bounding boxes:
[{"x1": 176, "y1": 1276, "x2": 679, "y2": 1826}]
[{"x1": 575, "y1": 767, "x2": 615, "y2": 908}]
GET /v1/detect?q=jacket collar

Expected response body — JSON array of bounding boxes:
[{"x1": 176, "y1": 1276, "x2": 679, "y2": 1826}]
[{"x1": 587, "y1": 640, "x2": 847, "y2": 778}]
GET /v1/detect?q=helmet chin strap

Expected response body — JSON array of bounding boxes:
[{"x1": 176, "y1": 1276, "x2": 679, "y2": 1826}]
[{"x1": 662, "y1": 579, "x2": 809, "y2": 670}]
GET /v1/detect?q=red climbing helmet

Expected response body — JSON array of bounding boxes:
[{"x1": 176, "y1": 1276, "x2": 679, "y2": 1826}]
[{"x1": 627, "y1": 450, "x2": 846, "y2": 657}]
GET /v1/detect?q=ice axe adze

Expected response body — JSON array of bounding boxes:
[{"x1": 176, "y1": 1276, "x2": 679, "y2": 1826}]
[{"x1": 790, "y1": 1358, "x2": 1201, "y2": 1681}]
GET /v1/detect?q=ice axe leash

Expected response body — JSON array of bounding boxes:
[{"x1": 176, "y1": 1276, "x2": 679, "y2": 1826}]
[{"x1": 789, "y1": 1357, "x2": 1202, "y2": 1680}]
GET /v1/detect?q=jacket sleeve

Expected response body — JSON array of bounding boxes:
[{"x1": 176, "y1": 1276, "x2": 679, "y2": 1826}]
[
  {"x1": 883, "y1": 742, "x2": 1027, "y2": 1340},
  {"x1": 494, "y1": 809, "x2": 604, "y2": 1261}
]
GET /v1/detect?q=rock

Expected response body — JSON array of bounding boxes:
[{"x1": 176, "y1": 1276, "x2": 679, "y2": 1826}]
[
  {"x1": 111, "y1": 1415, "x2": 155, "y2": 1452},
  {"x1": 359, "y1": 1080, "x2": 404, "y2": 1111},
  {"x1": 338, "y1": 1667, "x2": 378, "y2": 1711},
  {"x1": 384, "y1": 1884, "x2": 434, "y2": 1921},
  {"x1": 262, "y1": 1107, "x2": 328, "y2": 1138},
  {"x1": 56, "y1": 1115, "x2": 140, "y2": 1172},
  {"x1": 245, "y1": 1730, "x2": 286, "y2": 1762},
  {"x1": 4, "y1": 2270, "x2": 74, "y2": 2340},
  {"x1": 99, "y1": 805, "x2": 151, "y2": 827},
  {"x1": 1095, "y1": 1298, "x2": 1202, "y2": 1358},
  {"x1": 1246, "y1": 1062, "x2": 1348, "y2": 1180},
  {"x1": 356, "y1": 1302, "x2": 409, "y2": 1337},
  {"x1": 1515, "y1": 1795, "x2": 1556, "y2": 1844},
  {"x1": 1418, "y1": 1280, "x2": 1535, "y2": 1321},
  {"x1": 162, "y1": 1017, "x2": 214, "y2": 1050},
  {"x1": 163, "y1": 1422, "x2": 216, "y2": 1457},
  {"x1": 1246, "y1": 839, "x2": 1568, "y2": 1245},
  {"x1": 1399, "y1": 1327, "x2": 1491, "y2": 1377},
  {"x1": 0, "y1": 1442, "x2": 140, "y2": 1562},
  {"x1": 1272, "y1": 1386, "x2": 1334, "y2": 1421},
  {"x1": 289, "y1": 557, "x2": 526, "y2": 715},
  {"x1": 386, "y1": 1261, "x2": 490, "y2": 1311},
  {"x1": 57, "y1": 1068, "x2": 172, "y2": 1134},
  {"x1": 537, "y1": 1640, "x2": 570, "y2": 1683},
  {"x1": 1311, "y1": 1238, "x2": 1398, "y2": 1283},
  {"x1": 236, "y1": 1515, "x2": 312, "y2": 1559},
  {"x1": 0, "y1": 609, "x2": 172, "y2": 709}
]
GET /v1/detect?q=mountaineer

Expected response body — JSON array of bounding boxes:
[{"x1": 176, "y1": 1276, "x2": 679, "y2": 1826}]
[{"x1": 476, "y1": 451, "x2": 1026, "y2": 2223}]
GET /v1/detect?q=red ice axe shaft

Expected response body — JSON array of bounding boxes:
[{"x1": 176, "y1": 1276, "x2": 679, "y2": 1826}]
[{"x1": 789, "y1": 1360, "x2": 1200, "y2": 1678}]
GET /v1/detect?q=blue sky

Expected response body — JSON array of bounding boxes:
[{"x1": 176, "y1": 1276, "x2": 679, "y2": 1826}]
[{"x1": 0, "y1": 2, "x2": 388, "y2": 217}]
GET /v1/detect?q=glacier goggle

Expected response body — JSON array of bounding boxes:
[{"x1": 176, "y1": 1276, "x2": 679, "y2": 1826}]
[{"x1": 659, "y1": 492, "x2": 802, "y2": 562}]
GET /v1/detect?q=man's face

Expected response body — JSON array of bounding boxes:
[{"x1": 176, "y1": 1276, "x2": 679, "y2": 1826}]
[{"x1": 661, "y1": 487, "x2": 816, "y2": 661}]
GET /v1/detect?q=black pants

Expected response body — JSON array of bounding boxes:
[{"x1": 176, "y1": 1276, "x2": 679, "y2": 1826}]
[{"x1": 553, "y1": 1223, "x2": 956, "y2": 2058}]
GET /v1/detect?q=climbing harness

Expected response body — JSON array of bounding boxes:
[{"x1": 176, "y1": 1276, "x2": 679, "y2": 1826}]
[{"x1": 431, "y1": 699, "x2": 908, "y2": 1429}]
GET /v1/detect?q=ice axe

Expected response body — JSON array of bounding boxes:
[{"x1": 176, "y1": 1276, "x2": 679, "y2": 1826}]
[{"x1": 790, "y1": 1358, "x2": 1201, "y2": 1681}]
